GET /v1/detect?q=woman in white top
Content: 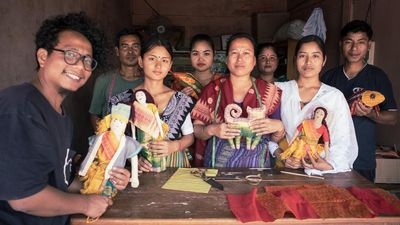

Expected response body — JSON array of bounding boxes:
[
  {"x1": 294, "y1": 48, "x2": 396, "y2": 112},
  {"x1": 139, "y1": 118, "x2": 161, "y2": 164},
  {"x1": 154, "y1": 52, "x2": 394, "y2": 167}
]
[{"x1": 275, "y1": 35, "x2": 358, "y2": 174}]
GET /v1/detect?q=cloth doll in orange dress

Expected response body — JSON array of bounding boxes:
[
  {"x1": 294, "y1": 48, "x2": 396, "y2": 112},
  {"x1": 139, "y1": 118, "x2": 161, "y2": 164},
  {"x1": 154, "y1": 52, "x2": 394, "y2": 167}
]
[
  {"x1": 281, "y1": 107, "x2": 330, "y2": 161},
  {"x1": 79, "y1": 103, "x2": 142, "y2": 198}
]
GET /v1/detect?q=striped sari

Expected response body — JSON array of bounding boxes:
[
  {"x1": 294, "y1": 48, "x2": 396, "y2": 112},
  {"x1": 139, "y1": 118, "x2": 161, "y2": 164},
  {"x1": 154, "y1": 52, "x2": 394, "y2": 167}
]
[{"x1": 161, "y1": 91, "x2": 195, "y2": 167}]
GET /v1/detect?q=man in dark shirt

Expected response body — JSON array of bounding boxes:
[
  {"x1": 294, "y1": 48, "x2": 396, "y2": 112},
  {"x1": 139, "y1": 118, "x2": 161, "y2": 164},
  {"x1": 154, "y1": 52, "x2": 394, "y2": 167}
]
[
  {"x1": 321, "y1": 20, "x2": 398, "y2": 182},
  {"x1": 0, "y1": 13, "x2": 131, "y2": 225}
]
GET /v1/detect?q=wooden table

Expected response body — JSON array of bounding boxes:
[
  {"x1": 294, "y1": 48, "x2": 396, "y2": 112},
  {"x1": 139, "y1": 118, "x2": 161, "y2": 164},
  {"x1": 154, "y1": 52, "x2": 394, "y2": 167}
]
[{"x1": 71, "y1": 168, "x2": 400, "y2": 225}]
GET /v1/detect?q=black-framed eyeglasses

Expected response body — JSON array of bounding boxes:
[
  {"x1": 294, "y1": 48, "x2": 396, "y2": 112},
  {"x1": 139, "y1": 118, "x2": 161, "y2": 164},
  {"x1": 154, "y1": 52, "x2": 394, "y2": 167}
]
[{"x1": 51, "y1": 48, "x2": 97, "y2": 71}]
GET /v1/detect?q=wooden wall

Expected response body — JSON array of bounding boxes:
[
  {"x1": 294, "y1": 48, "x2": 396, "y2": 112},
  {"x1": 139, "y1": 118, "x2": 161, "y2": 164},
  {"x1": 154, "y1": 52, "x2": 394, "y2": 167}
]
[
  {"x1": 0, "y1": 0, "x2": 132, "y2": 89},
  {"x1": 0, "y1": 0, "x2": 132, "y2": 154},
  {"x1": 131, "y1": 0, "x2": 287, "y2": 49}
]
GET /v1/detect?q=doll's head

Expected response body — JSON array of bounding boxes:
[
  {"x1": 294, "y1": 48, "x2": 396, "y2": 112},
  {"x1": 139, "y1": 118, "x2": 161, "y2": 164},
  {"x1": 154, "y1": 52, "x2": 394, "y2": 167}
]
[
  {"x1": 133, "y1": 89, "x2": 154, "y2": 104},
  {"x1": 110, "y1": 103, "x2": 131, "y2": 135},
  {"x1": 313, "y1": 107, "x2": 327, "y2": 122},
  {"x1": 135, "y1": 91, "x2": 147, "y2": 104}
]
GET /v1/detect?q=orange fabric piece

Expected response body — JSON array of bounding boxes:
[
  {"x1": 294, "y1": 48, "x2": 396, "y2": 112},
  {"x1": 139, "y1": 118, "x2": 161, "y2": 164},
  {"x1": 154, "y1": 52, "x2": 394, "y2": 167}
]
[
  {"x1": 256, "y1": 192, "x2": 289, "y2": 219},
  {"x1": 264, "y1": 184, "x2": 374, "y2": 218},
  {"x1": 99, "y1": 131, "x2": 119, "y2": 161}
]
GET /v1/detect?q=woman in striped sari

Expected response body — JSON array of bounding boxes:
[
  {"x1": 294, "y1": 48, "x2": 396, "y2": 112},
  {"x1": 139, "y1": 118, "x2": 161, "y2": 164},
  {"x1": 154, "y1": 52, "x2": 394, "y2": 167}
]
[{"x1": 135, "y1": 37, "x2": 195, "y2": 172}]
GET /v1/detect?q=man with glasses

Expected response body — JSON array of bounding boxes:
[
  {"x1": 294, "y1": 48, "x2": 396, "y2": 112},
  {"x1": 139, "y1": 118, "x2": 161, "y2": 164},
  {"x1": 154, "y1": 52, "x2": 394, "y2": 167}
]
[
  {"x1": 0, "y1": 13, "x2": 131, "y2": 225},
  {"x1": 89, "y1": 28, "x2": 144, "y2": 130}
]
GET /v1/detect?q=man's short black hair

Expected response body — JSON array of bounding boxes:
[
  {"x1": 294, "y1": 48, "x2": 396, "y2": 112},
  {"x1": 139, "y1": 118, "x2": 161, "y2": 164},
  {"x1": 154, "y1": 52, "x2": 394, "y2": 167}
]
[
  {"x1": 35, "y1": 12, "x2": 106, "y2": 70},
  {"x1": 114, "y1": 28, "x2": 143, "y2": 47},
  {"x1": 340, "y1": 20, "x2": 373, "y2": 40}
]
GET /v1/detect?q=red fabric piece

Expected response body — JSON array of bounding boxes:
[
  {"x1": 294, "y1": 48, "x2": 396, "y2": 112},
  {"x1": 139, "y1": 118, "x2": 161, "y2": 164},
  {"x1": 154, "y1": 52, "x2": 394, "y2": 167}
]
[
  {"x1": 273, "y1": 189, "x2": 319, "y2": 219},
  {"x1": 226, "y1": 188, "x2": 275, "y2": 223},
  {"x1": 347, "y1": 186, "x2": 400, "y2": 216},
  {"x1": 265, "y1": 184, "x2": 374, "y2": 219}
]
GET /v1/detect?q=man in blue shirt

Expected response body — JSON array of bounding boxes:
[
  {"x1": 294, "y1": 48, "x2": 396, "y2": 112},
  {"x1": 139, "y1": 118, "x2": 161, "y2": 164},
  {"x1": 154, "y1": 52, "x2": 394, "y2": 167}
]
[{"x1": 322, "y1": 20, "x2": 398, "y2": 182}]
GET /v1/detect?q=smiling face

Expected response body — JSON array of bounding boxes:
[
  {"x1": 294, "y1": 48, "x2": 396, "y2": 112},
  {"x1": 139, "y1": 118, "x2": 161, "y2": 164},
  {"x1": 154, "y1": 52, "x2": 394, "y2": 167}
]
[
  {"x1": 257, "y1": 47, "x2": 278, "y2": 75},
  {"x1": 341, "y1": 32, "x2": 370, "y2": 64},
  {"x1": 295, "y1": 42, "x2": 326, "y2": 79},
  {"x1": 190, "y1": 41, "x2": 214, "y2": 72},
  {"x1": 139, "y1": 46, "x2": 172, "y2": 81},
  {"x1": 37, "y1": 30, "x2": 93, "y2": 93},
  {"x1": 116, "y1": 34, "x2": 141, "y2": 67},
  {"x1": 226, "y1": 38, "x2": 256, "y2": 77}
]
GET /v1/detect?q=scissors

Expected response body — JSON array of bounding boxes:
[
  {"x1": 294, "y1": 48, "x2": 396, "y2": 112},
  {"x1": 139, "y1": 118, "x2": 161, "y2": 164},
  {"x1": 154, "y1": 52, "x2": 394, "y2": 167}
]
[
  {"x1": 245, "y1": 174, "x2": 262, "y2": 185},
  {"x1": 214, "y1": 173, "x2": 263, "y2": 186},
  {"x1": 191, "y1": 169, "x2": 224, "y2": 191}
]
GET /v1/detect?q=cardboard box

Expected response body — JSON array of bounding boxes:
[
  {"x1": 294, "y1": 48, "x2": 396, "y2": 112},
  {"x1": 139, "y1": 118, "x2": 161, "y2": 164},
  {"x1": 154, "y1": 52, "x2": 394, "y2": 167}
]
[{"x1": 375, "y1": 157, "x2": 400, "y2": 183}]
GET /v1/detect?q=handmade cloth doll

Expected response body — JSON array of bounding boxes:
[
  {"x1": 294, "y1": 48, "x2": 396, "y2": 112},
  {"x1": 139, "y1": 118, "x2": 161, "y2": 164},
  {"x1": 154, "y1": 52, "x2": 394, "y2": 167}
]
[
  {"x1": 224, "y1": 103, "x2": 266, "y2": 150},
  {"x1": 79, "y1": 103, "x2": 142, "y2": 198},
  {"x1": 131, "y1": 89, "x2": 169, "y2": 172},
  {"x1": 281, "y1": 107, "x2": 330, "y2": 161},
  {"x1": 348, "y1": 89, "x2": 385, "y2": 116}
]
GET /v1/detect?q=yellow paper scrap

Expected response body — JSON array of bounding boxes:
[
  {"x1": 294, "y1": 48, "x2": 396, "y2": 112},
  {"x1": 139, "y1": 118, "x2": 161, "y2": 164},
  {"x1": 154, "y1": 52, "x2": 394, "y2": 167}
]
[
  {"x1": 205, "y1": 169, "x2": 218, "y2": 177},
  {"x1": 162, "y1": 168, "x2": 218, "y2": 193}
]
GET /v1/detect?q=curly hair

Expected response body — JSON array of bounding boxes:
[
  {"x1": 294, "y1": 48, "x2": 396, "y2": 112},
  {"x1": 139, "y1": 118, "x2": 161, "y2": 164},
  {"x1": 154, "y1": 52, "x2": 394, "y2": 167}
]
[{"x1": 34, "y1": 12, "x2": 106, "y2": 71}]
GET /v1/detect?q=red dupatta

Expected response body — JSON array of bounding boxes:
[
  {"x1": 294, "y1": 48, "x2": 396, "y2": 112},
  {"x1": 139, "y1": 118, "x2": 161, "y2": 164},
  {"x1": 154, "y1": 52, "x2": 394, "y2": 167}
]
[
  {"x1": 192, "y1": 77, "x2": 281, "y2": 125},
  {"x1": 191, "y1": 76, "x2": 281, "y2": 167}
]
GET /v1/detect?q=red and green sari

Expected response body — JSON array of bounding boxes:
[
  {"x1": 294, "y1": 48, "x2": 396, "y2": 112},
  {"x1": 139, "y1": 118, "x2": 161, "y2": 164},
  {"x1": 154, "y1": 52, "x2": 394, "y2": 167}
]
[{"x1": 191, "y1": 77, "x2": 282, "y2": 167}]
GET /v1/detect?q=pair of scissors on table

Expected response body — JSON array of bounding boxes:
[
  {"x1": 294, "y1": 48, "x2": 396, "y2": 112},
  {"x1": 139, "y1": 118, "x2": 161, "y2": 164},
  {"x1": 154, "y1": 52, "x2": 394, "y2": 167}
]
[
  {"x1": 216, "y1": 172, "x2": 263, "y2": 186},
  {"x1": 191, "y1": 169, "x2": 224, "y2": 191}
]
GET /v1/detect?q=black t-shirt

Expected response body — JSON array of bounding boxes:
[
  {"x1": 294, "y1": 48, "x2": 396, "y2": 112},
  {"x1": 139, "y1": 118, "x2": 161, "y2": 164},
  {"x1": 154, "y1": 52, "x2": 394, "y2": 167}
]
[
  {"x1": 0, "y1": 83, "x2": 75, "y2": 225},
  {"x1": 321, "y1": 64, "x2": 398, "y2": 170}
]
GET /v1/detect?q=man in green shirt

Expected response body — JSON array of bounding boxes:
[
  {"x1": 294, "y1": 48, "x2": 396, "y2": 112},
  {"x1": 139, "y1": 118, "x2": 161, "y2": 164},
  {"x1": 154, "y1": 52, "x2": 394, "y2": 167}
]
[{"x1": 89, "y1": 28, "x2": 144, "y2": 129}]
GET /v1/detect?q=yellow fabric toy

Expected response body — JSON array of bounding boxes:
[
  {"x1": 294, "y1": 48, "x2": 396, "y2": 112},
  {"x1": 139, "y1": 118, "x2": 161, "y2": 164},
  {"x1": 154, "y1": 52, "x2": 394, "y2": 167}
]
[{"x1": 79, "y1": 103, "x2": 142, "y2": 195}]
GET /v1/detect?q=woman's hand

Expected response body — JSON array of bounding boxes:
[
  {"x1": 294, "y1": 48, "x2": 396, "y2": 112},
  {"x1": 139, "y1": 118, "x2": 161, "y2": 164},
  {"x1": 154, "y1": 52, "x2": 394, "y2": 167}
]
[
  {"x1": 250, "y1": 118, "x2": 284, "y2": 136},
  {"x1": 213, "y1": 123, "x2": 241, "y2": 139},
  {"x1": 138, "y1": 156, "x2": 153, "y2": 172},
  {"x1": 301, "y1": 150, "x2": 333, "y2": 171},
  {"x1": 109, "y1": 167, "x2": 131, "y2": 190},
  {"x1": 284, "y1": 157, "x2": 302, "y2": 169},
  {"x1": 148, "y1": 140, "x2": 175, "y2": 157},
  {"x1": 181, "y1": 87, "x2": 194, "y2": 97}
]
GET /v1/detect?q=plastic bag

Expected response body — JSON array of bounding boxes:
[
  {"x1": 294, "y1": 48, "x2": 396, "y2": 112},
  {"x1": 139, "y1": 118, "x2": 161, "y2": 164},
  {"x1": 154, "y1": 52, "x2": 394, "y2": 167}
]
[
  {"x1": 273, "y1": 19, "x2": 306, "y2": 42},
  {"x1": 302, "y1": 7, "x2": 327, "y2": 41}
]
